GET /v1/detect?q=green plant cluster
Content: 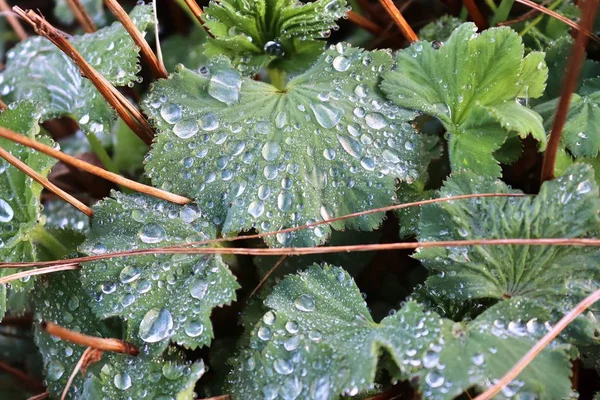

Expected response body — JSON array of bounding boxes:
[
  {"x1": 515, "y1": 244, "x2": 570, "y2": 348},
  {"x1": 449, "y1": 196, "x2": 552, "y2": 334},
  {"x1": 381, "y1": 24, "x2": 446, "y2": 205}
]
[{"x1": 0, "y1": 1, "x2": 599, "y2": 399}]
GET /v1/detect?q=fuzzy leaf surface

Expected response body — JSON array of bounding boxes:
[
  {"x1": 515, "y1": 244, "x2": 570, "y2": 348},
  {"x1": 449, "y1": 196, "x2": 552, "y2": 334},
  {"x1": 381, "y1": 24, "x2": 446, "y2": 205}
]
[
  {"x1": 417, "y1": 164, "x2": 600, "y2": 302},
  {"x1": 229, "y1": 265, "x2": 571, "y2": 399},
  {"x1": 203, "y1": 0, "x2": 348, "y2": 73},
  {"x1": 381, "y1": 23, "x2": 547, "y2": 177},
  {"x1": 0, "y1": 5, "x2": 153, "y2": 136},
  {"x1": 144, "y1": 46, "x2": 426, "y2": 247},
  {"x1": 79, "y1": 192, "x2": 239, "y2": 355}
]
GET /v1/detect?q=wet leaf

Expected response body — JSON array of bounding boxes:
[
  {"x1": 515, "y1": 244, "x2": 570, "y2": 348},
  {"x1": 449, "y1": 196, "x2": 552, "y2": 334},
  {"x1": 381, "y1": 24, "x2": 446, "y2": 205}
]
[
  {"x1": 79, "y1": 192, "x2": 239, "y2": 355},
  {"x1": 381, "y1": 23, "x2": 547, "y2": 177},
  {"x1": 54, "y1": 0, "x2": 107, "y2": 27},
  {"x1": 144, "y1": 46, "x2": 427, "y2": 247}
]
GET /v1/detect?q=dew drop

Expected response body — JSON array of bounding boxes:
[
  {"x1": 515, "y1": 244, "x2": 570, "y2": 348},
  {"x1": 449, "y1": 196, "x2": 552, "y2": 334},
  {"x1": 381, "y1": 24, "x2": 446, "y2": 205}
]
[
  {"x1": 189, "y1": 277, "x2": 209, "y2": 300},
  {"x1": 577, "y1": 180, "x2": 592, "y2": 194},
  {"x1": 425, "y1": 370, "x2": 444, "y2": 388},
  {"x1": 120, "y1": 265, "x2": 141, "y2": 284},
  {"x1": 295, "y1": 294, "x2": 315, "y2": 312},
  {"x1": 199, "y1": 113, "x2": 219, "y2": 131},
  {"x1": 248, "y1": 200, "x2": 265, "y2": 218},
  {"x1": 160, "y1": 103, "x2": 182, "y2": 124},
  {"x1": 184, "y1": 321, "x2": 204, "y2": 337},
  {"x1": 365, "y1": 113, "x2": 388, "y2": 130},
  {"x1": 257, "y1": 326, "x2": 272, "y2": 340},
  {"x1": 139, "y1": 308, "x2": 173, "y2": 343},
  {"x1": 274, "y1": 358, "x2": 294, "y2": 375},
  {"x1": 138, "y1": 223, "x2": 166, "y2": 244},
  {"x1": 262, "y1": 141, "x2": 281, "y2": 161},
  {"x1": 208, "y1": 70, "x2": 242, "y2": 105},
  {"x1": 114, "y1": 372, "x2": 132, "y2": 390},
  {"x1": 0, "y1": 199, "x2": 14, "y2": 223},
  {"x1": 337, "y1": 135, "x2": 362, "y2": 159},
  {"x1": 332, "y1": 56, "x2": 351, "y2": 72},
  {"x1": 309, "y1": 103, "x2": 343, "y2": 129},
  {"x1": 173, "y1": 119, "x2": 199, "y2": 139}
]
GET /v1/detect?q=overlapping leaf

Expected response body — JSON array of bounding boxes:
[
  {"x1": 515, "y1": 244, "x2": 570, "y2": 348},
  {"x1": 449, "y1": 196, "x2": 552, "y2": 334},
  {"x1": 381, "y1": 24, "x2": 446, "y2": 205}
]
[
  {"x1": 79, "y1": 192, "x2": 239, "y2": 355},
  {"x1": 54, "y1": 0, "x2": 107, "y2": 27},
  {"x1": 203, "y1": 0, "x2": 349, "y2": 73},
  {"x1": 417, "y1": 163, "x2": 600, "y2": 305},
  {"x1": 33, "y1": 270, "x2": 205, "y2": 400},
  {"x1": 533, "y1": 37, "x2": 600, "y2": 157},
  {"x1": 381, "y1": 23, "x2": 548, "y2": 177},
  {"x1": 229, "y1": 264, "x2": 571, "y2": 399},
  {"x1": 0, "y1": 102, "x2": 56, "y2": 318},
  {"x1": 144, "y1": 46, "x2": 427, "y2": 247},
  {"x1": 0, "y1": 5, "x2": 153, "y2": 136}
]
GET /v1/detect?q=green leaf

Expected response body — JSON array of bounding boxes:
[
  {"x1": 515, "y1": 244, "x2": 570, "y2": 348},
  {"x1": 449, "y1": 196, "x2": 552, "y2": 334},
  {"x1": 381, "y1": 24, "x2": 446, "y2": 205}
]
[
  {"x1": 143, "y1": 46, "x2": 428, "y2": 247},
  {"x1": 0, "y1": 5, "x2": 154, "y2": 136},
  {"x1": 54, "y1": 0, "x2": 107, "y2": 27},
  {"x1": 162, "y1": 28, "x2": 209, "y2": 73},
  {"x1": 111, "y1": 118, "x2": 148, "y2": 176},
  {"x1": 33, "y1": 270, "x2": 206, "y2": 400},
  {"x1": 79, "y1": 192, "x2": 239, "y2": 355},
  {"x1": 43, "y1": 200, "x2": 90, "y2": 233},
  {"x1": 229, "y1": 264, "x2": 571, "y2": 399},
  {"x1": 82, "y1": 350, "x2": 205, "y2": 400},
  {"x1": 533, "y1": 37, "x2": 600, "y2": 157},
  {"x1": 32, "y1": 270, "x2": 113, "y2": 398},
  {"x1": 202, "y1": 0, "x2": 348, "y2": 74},
  {"x1": 0, "y1": 102, "x2": 56, "y2": 318},
  {"x1": 416, "y1": 163, "x2": 600, "y2": 303},
  {"x1": 418, "y1": 15, "x2": 463, "y2": 42},
  {"x1": 381, "y1": 23, "x2": 548, "y2": 177}
]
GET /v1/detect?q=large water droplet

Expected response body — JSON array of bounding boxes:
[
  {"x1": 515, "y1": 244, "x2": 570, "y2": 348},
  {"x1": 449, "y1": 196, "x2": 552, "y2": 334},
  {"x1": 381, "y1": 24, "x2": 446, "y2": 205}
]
[
  {"x1": 120, "y1": 265, "x2": 141, "y2": 284},
  {"x1": 184, "y1": 321, "x2": 204, "y2": 337},
  {"x1": 160, "y1": 103, "x2": 182, "y2": 124},
  {"x1": 365, "y1": 113, "x2": 388, "y2": 130},
  {"x1": 0, "y1": 199, "x2": 14, "y2": 223},
  {"x1": 577, "y1": 180, "x2": 592, "y2": 194},
  {"x1": 114, "y1": 372, "x2": 132, "y2": 390},
  {"x1": 189, "y1": 277, "x2": 209, "y2": 300},
  {"x1": 208, "y1": 70, "x2": 242, "y2": 105},
  {"x1": 310, "y1": 103, "x2": 343, "y2": 129},
  {"x1": 139, "y1": 308, "x2": 173, "y2": 343},
  {"x1": 311, "y1": 377, "x2": 331, "y2": 400},
  {"x1": 422, "y1": 350, "x2": 439, "y2": 369},
  {"x1": 274, "y1": 358, "x2": 294, "y2": 375},
  {"x1": 294, "y1": 294, "x2": 315, "y2": 312},
  {"x1": 173, "y1": 119, "x2": 199, "y2": 139},
  {"x1": 277, "y1": 191, "x2": 293, "y2": 211},
  {"x1": 200, "y1": 113, "x2": 219, "y2": 131},
  {"x1": 248, "y1": 200, "x2": 265, "y2": 218},
  {"x1": 262, "y1": 141, "x2": 281, "y2": 161},
  {"x1": 47, "y1": 361, "x2": 65, "y2": 381},
  {"x1": 425, "y1": 370, "x2": 444, "y2": 388},
  {"x1": 264, "y1": 41, "x2": 285, "y2": 57},
  {"x1": 337, "y1": 135, "x2": 361, "y2": 159},
  {"x1": 332, "y1": 56, "x2": 351, "y2": 72},
  {"x1": 257, "y1": 326, "x2": 272, "y2": 340},
  {"x1": 138, "y1": 223, "x2": 166, "y2": 244}
]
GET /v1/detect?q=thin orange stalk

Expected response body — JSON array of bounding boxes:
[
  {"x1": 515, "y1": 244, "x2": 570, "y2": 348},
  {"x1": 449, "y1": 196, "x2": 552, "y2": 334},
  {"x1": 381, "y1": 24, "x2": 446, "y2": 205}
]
[
  {"x1": 60, "y1": 347, "x2": 102, "y2": 400},
  {"x1": 0, "y1": 0, "x2": 27, "y2": 39},
  {"x1": 377, "y1": 0, "x2": 418, "y2": 42},
  {"x1": 0, "y1": 264, "x2": 79, "y2": 284},
  {"x1": 249, "y1": 255, "x2": 288, "y2": 299},
  {"x1": 104, "y1": 0, "x2": 168, "y2": 79},
  {"x1": 474, "y1": 287, "x2": 600, "y2": 400},
  {"x1": 463, "y1": 0, "x2": 488, "y2": 30},
  {"x1": 0, "y1": 145, "x2": 93, "y2": 217},
  {"x1": 0, "y1": 126, "x2": 191, "y2": 205},
  {"x1": 64, "y1": 0, "x2": 97, "y2": 33},
  {"x1": 540, "y1": 0, "x2": 599, "y2": 182},
  {"x1": 14, "y1": 7, "x2": 155, "y2": 145},
  {"x1": 516, "y1": 0, "x2": 600, "y2": 43},
  {"x1": 27, "y1": 393, "x2": 49, "y2": 400},
  {"x1": 183, "y1": 0, "x2": 204, "y2": 24},
  {"x1": 346, "y1": 10, "x2": 384, "y2": 35},
  {"x1": 42, "y1": 321, "x2": 139, "y2": 355},
  {"x1": 7, "y1": 238, "x2": 600, "y2": 270}
]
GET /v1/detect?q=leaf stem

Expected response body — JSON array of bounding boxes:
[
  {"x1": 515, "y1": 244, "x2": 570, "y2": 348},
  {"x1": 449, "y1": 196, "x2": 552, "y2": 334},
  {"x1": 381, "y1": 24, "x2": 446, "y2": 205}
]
[
  {"x1": 104, "y1": 0, "x2": 168, "y2": 80},
  {"x1": 86, "y1": 132, "x2": 132, "y2": 193},
  {"x1": 0, "y1": 126, "x2": 191, "y2": 205},
  {"x1": 41, "y1": 321, "x2": 139, "y2": 355},
  {"x1": 540, "y1": 0, "x2": 599, "y2": 183},
  {"x1": 30, "y1": 226, "x2": 72, "y2": 260},
  {"x1": 64, "y1": 0, "x2": 97, "y2": 33},
  {"x1": 268, "y1": 68, "x2": 287, "y2": 90},
  {"x1": 491, "y1": 0, "x2": 515, "y2": 26},
  {"x1": 0, "y1": 144, "x2": 93, "y2": 217},
  {"x1": 518, "y1": 0, "x2": 563, "y2": 37},
  {"x1": 346, "y1": 11, "x2": 384, "y2": 35},
  {"x1": 378, "y1": 0, "x2": 418, "y2": 42}
]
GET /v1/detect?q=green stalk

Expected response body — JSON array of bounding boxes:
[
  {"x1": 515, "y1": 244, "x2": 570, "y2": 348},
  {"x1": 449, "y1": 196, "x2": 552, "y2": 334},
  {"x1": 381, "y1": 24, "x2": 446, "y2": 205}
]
[
  {"x1": 86, "y1": 133, "x2": 131, "y2": 193},
  {"x1": 484, "y1": 0, "x2": 498, "y2": 13},
  {"x1": 268, "y1": 68, "x2": 287, "y2": 91},
  {"x1": 519, "y1": 0, "x2": 564, "y2": 37},
  {"x1": 31, "y1": 225, "x2": 71, "y2": 260},
  {"x1": 491, "y1": 0, "x2": 515, "y2": 26},
  {"x1": 174, "y1": 0, "x2": 204, "y2": 29}
]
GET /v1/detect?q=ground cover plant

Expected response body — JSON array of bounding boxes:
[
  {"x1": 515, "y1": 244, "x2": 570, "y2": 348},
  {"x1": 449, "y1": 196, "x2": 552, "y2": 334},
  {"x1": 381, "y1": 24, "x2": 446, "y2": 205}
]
[{"x1": 1, "y1": 0, "x2": 600, "y2": 399}]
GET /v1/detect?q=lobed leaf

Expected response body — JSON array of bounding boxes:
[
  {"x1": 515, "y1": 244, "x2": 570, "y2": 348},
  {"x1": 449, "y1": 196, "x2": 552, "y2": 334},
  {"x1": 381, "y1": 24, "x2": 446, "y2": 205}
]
[
  {"x1": 202, "y1": 0, "x2": 349, "y2": 74},
  {"x1": 381, "y1": 23, "x2": 548, "y2": 177},
  {"x1": 143, "y1": 46, "x2": 428, "y2": 247},
  {"x1": 79, "y1": 192, "x2": 239, "y2": 355},
  {"x1": 229, "y1": 264, "x2": 572, "y2": 399},
  {"x1": 416, "y1": 163, "x2": 600, "y2": 303},
  {"x1": 0, "y1": 5, "x2": 154, "y2": 137}
]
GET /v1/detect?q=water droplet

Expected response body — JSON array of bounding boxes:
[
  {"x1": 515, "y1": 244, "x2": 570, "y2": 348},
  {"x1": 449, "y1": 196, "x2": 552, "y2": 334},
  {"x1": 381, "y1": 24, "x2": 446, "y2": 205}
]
[
  {"x1": 285, "y1": 321, "x2": 299, "y2": 334},
  {"x1": 365, "y1": 113, "x2": 387, "y2": 130},
  {"x1": 199, "y1": 113, "x2": 219, "y2": 131},
  {"x1": 262, "y1": 141, "x2": 281, "y2": 161},
  {"x1": 114, "y1": 372, "x2": 132, "y2": 390},
  {"x1": 120, "y1": 265, "x2": 141, "y2": 284},
  {"x1": 284, "y1": 335, "x2": 300, "y2": 351},
  {"x1": 295, "y1": 294, "x2": 315, "y2": 312},
  {"x1": 257, "y1": 326, "x2": 272, "y2": 340},
  {"x1": 47, "y1": 361, "x2": 65, "y2": 381},
  {"x1": 184, "y1": 321, "x2": 204, "y2": 337},
  {"x1": 160, "y1": 103, "x2": 182, "y2": 124},
  {"x1": 425, "y1": 370, "x2": 444, "y2": 388},
  {"x1": 577, "y1": 181, "x2": 592, "y2": 194},
  {"x1": 332, "y1": 56, "x2": 351, "y2": 72},
  {"x1": 173, "y1": 119, "x2": 199, "y2": 139},
  {"x1": 248, "y1": 200, "x2": 265, "y2": 218},
  {"x1": 360, "y1": 157, "x2": 375, "y2": 171},
  {"x1": 139, "y1": 308, "x2": 173, "y2": 343},
  {"x1": 337, "y1": 135, "x2": 362, "y2": 159},
  {"x1": 277, "y1": 191, "x2": 293, "y2": 211},
  {"x1": 208, "y1": 70, "x2": 242, "y2": 105},
  {"x1": 189, "y1": 277, "x2": 208, "y2": 300},
  {"x1": 0, "y1": 199, "x2": 14, "y2": 223},
  {"x1": 264, "y1": 40, "x2": 285, "y2": 57},
  {"x1": 422, "y1": 350, "x2": 439, "y2": 368},
  {"x1": 276, "y1": 111, "x2": 288, "y2": 128},
  {"x1": 138, "y1": 223, "x2": 166, "y2": 244},
  {"x1": 274, "y1": 358, "x2": 294, "y2": 375},
  {"x1": 311, "y1": 377, "x2": 330, "y2": 400},
  {"x1": 310, "y1": 103, "x2": 343, "y2": 129},
  {"x1": 472, "y1": 353, "x2": 484, "y2": 366}
]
